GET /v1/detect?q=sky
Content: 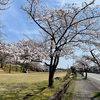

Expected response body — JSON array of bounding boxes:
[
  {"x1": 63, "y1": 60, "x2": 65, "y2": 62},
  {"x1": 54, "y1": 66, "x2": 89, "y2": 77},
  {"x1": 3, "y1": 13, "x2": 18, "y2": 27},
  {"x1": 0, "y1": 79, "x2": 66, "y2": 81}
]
[{"x1": 0, "y1": 0, "x2": 100, "y2": 68}]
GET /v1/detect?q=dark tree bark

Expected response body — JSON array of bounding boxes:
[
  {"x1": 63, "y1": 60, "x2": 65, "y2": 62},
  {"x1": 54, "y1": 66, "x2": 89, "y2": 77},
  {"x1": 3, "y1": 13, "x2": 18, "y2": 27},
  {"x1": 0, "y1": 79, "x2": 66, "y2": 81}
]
[
  {"x1": 49, "y1": 66, "x2": 55, "y2": 87},
  {"x1": 48, "y1": 54, "x2": 59, "y2": 87},
  {"x1": 9, "y1": 65, "x2": 11, "y2": 73},
  {"x1": 85, "y1": 68, "x2": 87, "y2": 79},
  {"x1": 9, "y1": 68, "x2": 11, "y2": 73},
  {"x1": 1, "y1": 61, "x2": 3, "y2": 68},
  {"x1": 16, "y1": 67, "x2": 18, "y2": 72},
  {"x1": 90, "y1": 50, "x2": 100, "y2": 67}
]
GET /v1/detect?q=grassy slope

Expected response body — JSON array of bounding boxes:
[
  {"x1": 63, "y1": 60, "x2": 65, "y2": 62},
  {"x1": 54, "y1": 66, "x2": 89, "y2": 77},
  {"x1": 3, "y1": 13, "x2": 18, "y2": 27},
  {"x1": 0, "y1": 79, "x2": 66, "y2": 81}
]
[{"x1": 0, "y1": 72, "x2": 67, "y2": 100}]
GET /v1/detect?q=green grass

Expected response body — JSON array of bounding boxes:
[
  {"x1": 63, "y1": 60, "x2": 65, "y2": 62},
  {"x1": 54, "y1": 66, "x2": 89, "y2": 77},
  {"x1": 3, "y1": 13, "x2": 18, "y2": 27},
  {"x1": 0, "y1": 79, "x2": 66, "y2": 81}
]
[
  {"x1": 93, "y1": 92, "x2": 100, "y2": 98},
  {"x1": 0, "y1": 81, "x2": 48, "y2": 100},
  {"x1": 0, "y1": 72, "x2": 66, "y2": 83},
  {"x1": 0, "y1": 72, "x2": 67, "y2": 100},
  {"x1": 61, "y1": 75, "x2": 77, "y2": 100},
  {"x1": 83, "y1": 78, "x2": 90, "y2": 81}
]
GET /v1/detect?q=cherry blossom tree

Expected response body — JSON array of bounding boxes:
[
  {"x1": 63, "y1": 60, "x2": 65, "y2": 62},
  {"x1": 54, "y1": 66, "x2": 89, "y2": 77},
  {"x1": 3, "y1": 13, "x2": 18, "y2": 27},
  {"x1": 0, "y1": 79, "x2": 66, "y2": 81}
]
[
  {"x1": 80, "y1": 39, "x2": 100, "y2": 68},
  {"x1": 29, "y1": 62, "x2": 45, "y2": 72},
  {"x1": 83, "y1": 49, "x2": 100, "y2": 67},
  {"x1": 11, "y1": 39, "x2": 47, "y2": 72},
  {"x1": 0, "y1": 51, "x2": 8, "y2": 68},
  {"x1": 21, "y1": 0, "x2": 100, "y2": 86},
  {"x1": 0, "y1": 41, "x2": 11, "y2": 68},
  {"x1": 0, "y1": 41, "x2": 17, "y2": 73},
  {"x1": 0, "y1": 39, "x2": 46, "y2": 73},
  {"x1": 75, "y1": 57, "x2": 91, "y2": 79},
  {"x1": 74, "y1": 63, "x2": 84, "y2": 72}
]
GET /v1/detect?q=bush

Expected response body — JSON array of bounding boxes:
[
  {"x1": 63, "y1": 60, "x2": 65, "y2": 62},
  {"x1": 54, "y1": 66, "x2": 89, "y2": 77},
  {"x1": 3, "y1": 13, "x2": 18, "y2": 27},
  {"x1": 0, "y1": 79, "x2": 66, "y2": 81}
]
[
  {"x1": 63, "y1": 73, "x2": 70, "y2": 81},
  {"x1": 67, "y1": 69, "x2": 71, "y2": 75},
  {"x1": 71, "y1": 66, "x2": 76, "y2": 74}
]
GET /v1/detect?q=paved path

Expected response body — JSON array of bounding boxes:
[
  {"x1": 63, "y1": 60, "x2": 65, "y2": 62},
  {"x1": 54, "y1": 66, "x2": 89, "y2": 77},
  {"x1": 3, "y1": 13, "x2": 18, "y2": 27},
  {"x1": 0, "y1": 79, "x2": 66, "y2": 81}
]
[
  {"x1": 88, "y1": 73, "x2": 100, "y2": 89},
  {"x1": 73, "y1": 74, "x2": 100, "y2": 100}
]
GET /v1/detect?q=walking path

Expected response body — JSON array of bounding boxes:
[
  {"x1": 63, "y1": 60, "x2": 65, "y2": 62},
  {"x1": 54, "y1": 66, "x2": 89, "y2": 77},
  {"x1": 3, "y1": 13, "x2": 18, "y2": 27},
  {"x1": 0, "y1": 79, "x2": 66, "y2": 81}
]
[{"x1": 73, "y1": 74, "x2": 100, "y2": 100}]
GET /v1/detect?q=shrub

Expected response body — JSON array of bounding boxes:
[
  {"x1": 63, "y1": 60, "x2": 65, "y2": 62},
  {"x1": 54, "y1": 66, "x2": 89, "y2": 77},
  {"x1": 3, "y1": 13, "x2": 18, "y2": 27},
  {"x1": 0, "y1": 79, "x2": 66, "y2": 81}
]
[
  {"x1": 67, "y1": 69, "x2": 71, "y2": 75},
  {"x1": 63, "y1": 73, "x2": 70, "y2": 81}
]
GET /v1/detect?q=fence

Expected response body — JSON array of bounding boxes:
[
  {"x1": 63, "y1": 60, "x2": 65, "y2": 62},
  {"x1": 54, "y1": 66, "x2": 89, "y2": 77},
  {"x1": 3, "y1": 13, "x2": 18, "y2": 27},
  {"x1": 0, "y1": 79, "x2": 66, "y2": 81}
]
[{"x1": 48, "y1": 75, "x2": 75, "y2": 100}]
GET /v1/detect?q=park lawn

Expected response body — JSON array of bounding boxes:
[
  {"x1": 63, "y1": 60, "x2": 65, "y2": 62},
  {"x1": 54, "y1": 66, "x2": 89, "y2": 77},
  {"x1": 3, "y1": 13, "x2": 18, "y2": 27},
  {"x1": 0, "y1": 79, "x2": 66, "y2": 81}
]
[
  {"x1": 0, "y1": 72, "x2": 66, "y2": 83},
  {"x1": 0, "y1": 72, "x2": 68, "y2": 100}
]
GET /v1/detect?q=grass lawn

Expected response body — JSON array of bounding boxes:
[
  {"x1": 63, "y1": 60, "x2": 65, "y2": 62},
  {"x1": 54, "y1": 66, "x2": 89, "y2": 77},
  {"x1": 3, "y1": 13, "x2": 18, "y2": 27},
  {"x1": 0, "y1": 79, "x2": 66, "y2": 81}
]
[
  {"x1": 0, "y1": 71, "x2": 66, "y2": 83},
  {"x1": 0, "y1": 71, "x2": 67, "y2": 100}
]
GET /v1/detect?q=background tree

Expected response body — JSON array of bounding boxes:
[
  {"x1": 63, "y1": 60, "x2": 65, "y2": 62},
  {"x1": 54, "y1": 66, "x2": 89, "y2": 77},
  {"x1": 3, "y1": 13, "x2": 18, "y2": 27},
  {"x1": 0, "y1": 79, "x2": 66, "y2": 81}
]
[
  {"x1": 0, "y1": 41, "x2": 11, "y2": 68},
  {"x1": 83, "y1": 49, "x2": 100, "y2": 67},
  {"x1": 22, "y1": 0, "x2": 100, "y2": 87},
  {"x1": 71, "y1": 66, "x2": 76, "y2": 74},
  {"x1": 0, "y1": 39, "x2": 46, "y2": 72},
  {"x1": 29, "y1": 62, "x2": 45, "y2": 72},
  {"x1": 75, "y1": 56, "x2": 91, "y2": 78},
  {"x1": 11, "y1": 39, "x2": 47, "y2": 72}
]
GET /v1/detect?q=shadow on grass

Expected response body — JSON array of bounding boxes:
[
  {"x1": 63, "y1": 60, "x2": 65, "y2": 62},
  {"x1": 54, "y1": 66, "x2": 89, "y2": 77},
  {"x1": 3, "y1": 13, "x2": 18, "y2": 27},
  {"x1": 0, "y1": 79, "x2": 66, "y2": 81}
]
[
  {"x1": 91, "y1": 92, "x2": 100, "y2": 100},
  {"x1": 83, "y1": 78, "x2": 87, "y2": 80},
  {"x1": 23, "y1": 86, "x2": 47, "y2": 100},
  {"x1": 23, "y1": 94, "x2": 34, "y2": 100},
  {"x1": 82, "y1": 78, "x2": 90, "y2": 81}
]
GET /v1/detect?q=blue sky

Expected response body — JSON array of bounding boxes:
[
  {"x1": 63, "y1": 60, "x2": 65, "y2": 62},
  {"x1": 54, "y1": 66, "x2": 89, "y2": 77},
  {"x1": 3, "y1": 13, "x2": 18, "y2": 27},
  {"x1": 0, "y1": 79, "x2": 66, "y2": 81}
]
[{"x1": 1, "y1": 0, "x2": 100, "y2": 68}]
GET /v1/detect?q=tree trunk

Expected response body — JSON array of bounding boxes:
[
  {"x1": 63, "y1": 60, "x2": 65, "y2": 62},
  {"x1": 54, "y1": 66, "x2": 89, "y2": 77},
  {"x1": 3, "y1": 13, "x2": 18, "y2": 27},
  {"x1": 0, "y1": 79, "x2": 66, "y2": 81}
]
[
  {"x1": 1, "y1": 60, "x2": 3, "y2": 68},
  {"x1": 21, "y1": 67, "x2": 22, "y2": 71},
  {"x1": 48, "y1": 66, "x2": 56, "y2": 87},
  {"x1": 85, "y1": 69, "x2": 87, "y2": 79},
  {"x1": 48, "y1": 52, "x2": 60, "y2": 87},
  {"x1": 1, "y1": 62, "x2": 3, "y2": 68},
  {"x1": 9, "y1": 65, "x2": 11, "y2": 73},
  {"x1": 16, "y1": 67, "x2": 18, "y2": 72}
]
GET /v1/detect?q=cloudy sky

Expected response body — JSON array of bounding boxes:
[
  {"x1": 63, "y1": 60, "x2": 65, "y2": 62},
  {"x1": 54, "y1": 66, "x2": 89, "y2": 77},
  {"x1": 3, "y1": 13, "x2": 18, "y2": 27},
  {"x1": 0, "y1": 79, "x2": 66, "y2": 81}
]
[{"x1": 0, "y1": 0, "x2": 100, "y2": 68}]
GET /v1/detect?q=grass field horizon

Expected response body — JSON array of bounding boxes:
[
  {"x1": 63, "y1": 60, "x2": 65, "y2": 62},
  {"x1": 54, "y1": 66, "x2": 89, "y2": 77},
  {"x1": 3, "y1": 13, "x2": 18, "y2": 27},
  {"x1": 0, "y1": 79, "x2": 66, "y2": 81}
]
[
  {"x1": 0, "y1": 71, "x2": 66, "y2": 83},
  {"x1": 0, "y1": 71, "x2": 67, "y2": 100}
]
